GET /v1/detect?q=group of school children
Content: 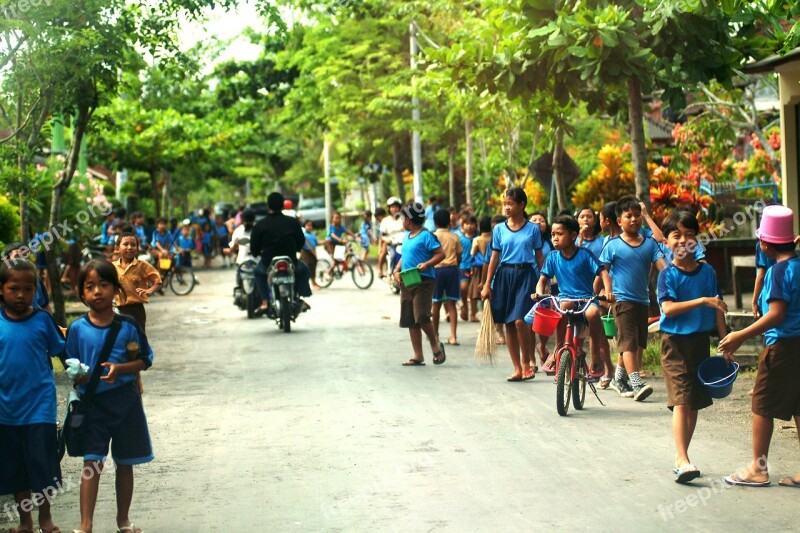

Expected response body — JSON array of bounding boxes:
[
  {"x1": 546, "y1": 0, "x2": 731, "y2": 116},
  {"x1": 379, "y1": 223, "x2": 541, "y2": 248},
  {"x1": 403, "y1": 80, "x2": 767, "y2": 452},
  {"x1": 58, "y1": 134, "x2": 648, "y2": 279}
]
[
  {"x1": 1, "y1": 226, "x2": 161, "y2": 532},
  {"x1": 391, "y1": 188, "x2": 800, "y2": 487}
]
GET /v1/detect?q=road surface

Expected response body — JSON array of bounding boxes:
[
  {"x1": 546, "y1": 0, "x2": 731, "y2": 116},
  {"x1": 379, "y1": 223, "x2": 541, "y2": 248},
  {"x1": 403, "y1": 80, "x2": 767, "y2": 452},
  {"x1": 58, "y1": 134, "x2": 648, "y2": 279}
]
[{"x1": 2, "y1": 267, "x2": 799, "y2": 532}]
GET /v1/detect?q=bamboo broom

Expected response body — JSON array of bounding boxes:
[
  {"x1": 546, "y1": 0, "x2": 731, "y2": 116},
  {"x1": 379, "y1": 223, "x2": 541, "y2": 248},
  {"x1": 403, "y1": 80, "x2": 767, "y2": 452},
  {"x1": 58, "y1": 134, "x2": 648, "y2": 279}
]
[{"x1": 475, "y1": 299, "x2": 496, "y2": 364}]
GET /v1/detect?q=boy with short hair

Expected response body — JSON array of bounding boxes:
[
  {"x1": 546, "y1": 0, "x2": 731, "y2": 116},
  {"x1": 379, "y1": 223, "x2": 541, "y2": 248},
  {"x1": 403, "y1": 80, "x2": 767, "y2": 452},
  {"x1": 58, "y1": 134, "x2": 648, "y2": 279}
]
[
  {"x1": 393, "y1": 202, "x2": 446, "y2": 366},
  {"x1": 658, "y1": 211, "x2": 728, "y2": 483},
  {"x1": 720, "y1": 205, "x2": 800, "y2": 488},
  {"x1": 536, "y1": 215, "x2": 612, "y2": 370},
  {"x1": 432, "y1": 209, "x2": 463, "y2": 346},
  {"x1": 599, "y1": 195, "x2": 666, "y2": 401}
]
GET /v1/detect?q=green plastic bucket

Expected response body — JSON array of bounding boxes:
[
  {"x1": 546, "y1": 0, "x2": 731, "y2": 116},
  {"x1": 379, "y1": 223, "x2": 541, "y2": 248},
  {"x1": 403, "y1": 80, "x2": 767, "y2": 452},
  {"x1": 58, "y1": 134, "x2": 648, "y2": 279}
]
[
  {"x1": 601, "y1": 312, "x2": 617, "y2": 338},
  {"x1": 400, "y1": 267, "x2": 422, "y2": 287}
]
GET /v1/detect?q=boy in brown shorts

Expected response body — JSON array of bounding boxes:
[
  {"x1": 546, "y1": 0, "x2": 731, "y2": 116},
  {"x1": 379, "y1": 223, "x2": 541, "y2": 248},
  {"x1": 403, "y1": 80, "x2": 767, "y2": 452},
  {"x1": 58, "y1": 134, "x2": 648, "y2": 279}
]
[
  {"x1": 393, "y1": 201, "x2": 446, "y2": 366},
  {"x1": 720, "y1": 205, "x2": 800, "y2": 487},
  {"x1": 657, "y1": 211, "x2": 728, "y2": 483},
  {"x1": 599, "y1": 195, "x2": 667, "y2": 401}
]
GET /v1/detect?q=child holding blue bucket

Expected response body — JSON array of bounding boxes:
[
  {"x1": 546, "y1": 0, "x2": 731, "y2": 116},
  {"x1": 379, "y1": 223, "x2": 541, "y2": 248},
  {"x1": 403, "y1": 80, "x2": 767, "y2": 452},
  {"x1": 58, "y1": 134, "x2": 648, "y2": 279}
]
[
  {"x1": 719, "y1": 204, "x2": 800, "y2": 488},
  {"x1": 657, "y1": 211, "x2": 728, "y2": 484}
]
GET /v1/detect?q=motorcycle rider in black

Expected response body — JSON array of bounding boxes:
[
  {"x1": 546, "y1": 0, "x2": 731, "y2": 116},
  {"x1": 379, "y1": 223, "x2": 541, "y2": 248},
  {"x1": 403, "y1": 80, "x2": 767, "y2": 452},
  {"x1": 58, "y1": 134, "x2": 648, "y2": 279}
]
[{"x1": 249, "y1": 192, "x2": 312, "y2": 316}]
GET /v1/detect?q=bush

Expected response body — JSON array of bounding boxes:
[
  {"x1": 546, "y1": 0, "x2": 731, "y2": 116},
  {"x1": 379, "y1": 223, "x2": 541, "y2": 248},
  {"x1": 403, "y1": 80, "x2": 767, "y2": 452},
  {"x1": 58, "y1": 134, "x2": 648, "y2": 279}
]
[{"x1": 0, "y1": 195, "x2": 19, "y2": 247}]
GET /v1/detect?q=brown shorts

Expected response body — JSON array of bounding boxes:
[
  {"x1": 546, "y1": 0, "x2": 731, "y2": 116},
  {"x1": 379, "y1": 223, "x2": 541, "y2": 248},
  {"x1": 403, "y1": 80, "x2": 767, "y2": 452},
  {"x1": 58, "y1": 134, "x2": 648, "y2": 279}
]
[
  {"x1": 751, "y1": 337, "x2": 800, "y2": 421},
  {"x1": 612, "y1": 301, "x2": 648, "y2": 353},
  {"x1": 469, "y1": 266, "x2": 482, "y2": 300},
  {"x1": 400, "y1": 278, "x2": 435, "y2": 328},
  {"x1": 661, "y1": 333, "x2": 713, "y2": 411},
  {"x1": 118, "y1": 303, "x2": 146, "y2": 333}
]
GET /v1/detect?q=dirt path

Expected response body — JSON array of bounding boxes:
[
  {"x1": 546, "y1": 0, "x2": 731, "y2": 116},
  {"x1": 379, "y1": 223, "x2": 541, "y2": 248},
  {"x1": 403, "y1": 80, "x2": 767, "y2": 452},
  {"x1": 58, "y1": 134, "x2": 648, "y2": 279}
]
[{"x1": 2, "y1": 267, "x2": 798, "y2": 531}]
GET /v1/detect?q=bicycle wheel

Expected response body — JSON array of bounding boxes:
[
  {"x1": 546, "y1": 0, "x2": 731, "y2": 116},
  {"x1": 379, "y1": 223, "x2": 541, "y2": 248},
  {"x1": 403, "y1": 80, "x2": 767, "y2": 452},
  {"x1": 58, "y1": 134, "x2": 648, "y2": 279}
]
[
  {"x1": 316, "y1": 259, "x2": 334, "y2": 288},
  {"x1": 351, "y1": 259, "x2": 374, "y2": 289},
  {"x1": 572, "y1": 352, "x2": 587, "y2": 410},
  {"x1": 169, "y1": 266, "x2": 196, "y2": 295},
  {"x1": 555, "y1": 347, "x2": 572, "y2": 416}
]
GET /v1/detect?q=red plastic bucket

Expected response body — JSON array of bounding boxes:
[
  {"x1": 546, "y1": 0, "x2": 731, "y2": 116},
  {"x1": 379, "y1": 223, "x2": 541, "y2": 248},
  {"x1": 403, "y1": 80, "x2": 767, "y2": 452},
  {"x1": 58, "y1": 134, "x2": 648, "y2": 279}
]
[{"x1": 532, "y1": 307, "x2": 561, "y2": 336}]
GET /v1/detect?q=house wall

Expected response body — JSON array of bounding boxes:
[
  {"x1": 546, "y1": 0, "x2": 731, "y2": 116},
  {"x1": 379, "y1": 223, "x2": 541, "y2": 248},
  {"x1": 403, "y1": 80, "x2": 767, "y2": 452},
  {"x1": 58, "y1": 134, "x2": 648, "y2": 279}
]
[{"x1": 777, "y1": 64, "x2": 800, "y2": 233}]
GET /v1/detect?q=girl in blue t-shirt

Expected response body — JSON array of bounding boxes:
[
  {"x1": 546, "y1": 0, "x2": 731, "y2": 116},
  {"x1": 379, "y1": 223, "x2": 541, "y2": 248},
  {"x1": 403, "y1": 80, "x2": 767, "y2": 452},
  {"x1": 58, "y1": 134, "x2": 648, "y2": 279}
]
[
  {"x1": 67, "y1": 259, "x2": 153, "y2": 533},
  {"x1": 0, "y1": 259, "x2": 65, "y2": 533},
  {"x1": 576, "y1": 206, "x2": 604, "y2": 260},
  {"x1": 481, "y1": 187, "x2": 544, "y2": 382},
  {"x1": 359, "y1": 211, "x2": 374, "y2": 261},
  {"x1": 529, "y1": 212, "x2": 555, "y2": 369}
]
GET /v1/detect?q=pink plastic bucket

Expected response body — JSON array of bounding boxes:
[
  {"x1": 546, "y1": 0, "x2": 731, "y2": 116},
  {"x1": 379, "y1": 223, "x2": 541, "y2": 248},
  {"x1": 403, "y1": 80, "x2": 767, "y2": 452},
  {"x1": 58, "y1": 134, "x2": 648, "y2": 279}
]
[
  {"x1": 756, "y1": 205, "x2": 796, "y2": 244},
  {"x1": 532, "y1": 307, "x2": 561, "y2": 337}
]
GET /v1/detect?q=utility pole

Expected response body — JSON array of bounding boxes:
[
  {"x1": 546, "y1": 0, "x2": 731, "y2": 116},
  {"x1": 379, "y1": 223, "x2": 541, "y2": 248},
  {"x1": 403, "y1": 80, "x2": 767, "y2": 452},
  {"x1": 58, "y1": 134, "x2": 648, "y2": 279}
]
[{"x1": 410, "y1": 20, "x2": 424, "y2": 204}]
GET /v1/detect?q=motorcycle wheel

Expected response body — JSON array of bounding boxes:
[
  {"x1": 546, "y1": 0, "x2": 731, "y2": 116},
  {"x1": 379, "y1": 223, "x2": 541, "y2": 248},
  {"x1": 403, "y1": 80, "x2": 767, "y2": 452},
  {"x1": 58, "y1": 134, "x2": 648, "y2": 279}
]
[
  {"x1": 246, "y1": 291, "x2": 259, "y2": 319},
  {"x1": 169, "y1": 266, "x2": 196, "y2": 295},
  {"x1": 316, "y1": 258, "x2": 334, "y2": 288},
  {"x1": 280, "y1": 296, "x2": 292, "y2": 333}
]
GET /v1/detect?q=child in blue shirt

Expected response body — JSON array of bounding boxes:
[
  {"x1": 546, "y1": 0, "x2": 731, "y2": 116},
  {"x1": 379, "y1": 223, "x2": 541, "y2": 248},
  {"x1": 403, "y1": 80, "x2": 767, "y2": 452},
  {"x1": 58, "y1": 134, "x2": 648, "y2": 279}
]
[
  {"x1": 393, "y1": 202, "x2": 445, "y2": 366},
  {"x1": 458, "y1": 215, "x2": 477, "y2": 322},
  {"x1": 576, "y1": 206, "x2": 604, "y2": 259},
  {"x1": 358, "y1": 210, "x2": 374, "y2": 261},
  {"x1": 600, "y1": 195, "x2": 666, "y2": 401},
  {"x1": 201, "y1": 221, "x2": 213, "y2": 268},
  {"x1": 325, "y1": 212, "x2": 356, "y2": 257},
  {"x1": 67, "y1": 259, "x2": 154, "y2": 533},
  {"x1": 657, "y1": 211, "x2": 728, "y2": 484},
  {"x1": 174, "y1": 224, "x2": 195, "y2": 268},
  {"x1": 0, "y1": 259, "x2": 65, "y2": 533},
  {"x1": 719, "y1": 204, "x2": 800, "y2": 488},
  {"x1": 482, "y1": 188, "x2": 544, "y2": 382},
  {"x1": 537, "y1": 215, "x2": 612, "y2": 380}
]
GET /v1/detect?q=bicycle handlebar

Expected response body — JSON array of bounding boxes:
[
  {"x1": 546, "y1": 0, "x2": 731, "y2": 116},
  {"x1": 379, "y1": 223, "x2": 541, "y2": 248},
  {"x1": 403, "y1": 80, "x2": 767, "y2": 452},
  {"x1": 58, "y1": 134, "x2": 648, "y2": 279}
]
[{"x1": 531, "y1": 294, "x2": 607, "y2": 316}]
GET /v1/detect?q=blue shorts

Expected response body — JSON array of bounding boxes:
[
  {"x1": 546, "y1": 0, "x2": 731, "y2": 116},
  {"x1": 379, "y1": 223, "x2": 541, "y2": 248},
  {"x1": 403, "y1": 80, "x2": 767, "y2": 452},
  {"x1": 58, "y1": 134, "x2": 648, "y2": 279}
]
[
  {"x1": 0, "y1": 423, "x2": 62, "y2": 494},
  {"x1": 459, "y1": 268, "x2": 470, "y2": 283},
  {"x1": 433, "y1": 266, "x2": 461, "y2": 302},
  {"x1": 84, "y1": 382, "x2": 153, "y2": 465},
  {"x1": 177, "y1": 252, "x2": 192, "y2": 268}
]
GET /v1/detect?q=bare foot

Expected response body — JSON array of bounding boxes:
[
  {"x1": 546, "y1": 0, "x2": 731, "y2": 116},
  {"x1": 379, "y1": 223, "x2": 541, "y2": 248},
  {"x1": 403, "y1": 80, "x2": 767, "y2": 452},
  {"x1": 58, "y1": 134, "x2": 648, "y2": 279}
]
[{"x1": 496, "y1": 338, "x2": 506, "y2": 345}]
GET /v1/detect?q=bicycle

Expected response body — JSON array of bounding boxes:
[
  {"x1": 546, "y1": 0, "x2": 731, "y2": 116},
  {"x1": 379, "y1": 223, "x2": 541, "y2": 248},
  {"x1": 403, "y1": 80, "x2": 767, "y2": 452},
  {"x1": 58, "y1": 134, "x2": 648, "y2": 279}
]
[
  {"x1": 531, "y1": 294, "x2": 606, "y2": 416},
  {"x1": 157, "y1": 254, "x2": 197, "y2": 296},
  {"x1": 316, "y1": 241, "x2": 374, "y2": 289}
]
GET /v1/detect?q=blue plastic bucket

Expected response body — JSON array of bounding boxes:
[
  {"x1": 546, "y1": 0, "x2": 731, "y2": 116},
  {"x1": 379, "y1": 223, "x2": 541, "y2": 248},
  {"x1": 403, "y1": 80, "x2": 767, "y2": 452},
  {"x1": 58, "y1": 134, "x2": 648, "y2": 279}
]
[{"x1": 697, "y1": 356, "x2": 740, "y2": 399}]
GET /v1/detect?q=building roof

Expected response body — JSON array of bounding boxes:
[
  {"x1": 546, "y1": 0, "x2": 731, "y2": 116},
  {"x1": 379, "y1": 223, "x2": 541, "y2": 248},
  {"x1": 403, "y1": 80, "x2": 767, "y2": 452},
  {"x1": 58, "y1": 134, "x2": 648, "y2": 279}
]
[
  {"x1": 644, "y1": 115, "x2": 675, "y2": 145},
  {"x1": 742, "y1": 46, "x2": 800, "y2": 74}
]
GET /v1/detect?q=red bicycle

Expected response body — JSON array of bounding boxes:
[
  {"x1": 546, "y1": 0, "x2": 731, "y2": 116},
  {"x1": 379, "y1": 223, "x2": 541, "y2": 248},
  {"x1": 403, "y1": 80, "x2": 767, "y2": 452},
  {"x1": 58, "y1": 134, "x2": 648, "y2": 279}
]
[{"x1": 532, "y1": 295, "x2": 606, "y2": 416}]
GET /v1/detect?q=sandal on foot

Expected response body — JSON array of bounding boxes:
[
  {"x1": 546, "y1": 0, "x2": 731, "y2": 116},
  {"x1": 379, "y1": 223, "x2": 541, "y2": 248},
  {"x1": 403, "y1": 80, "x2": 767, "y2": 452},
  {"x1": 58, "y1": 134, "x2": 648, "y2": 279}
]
[
  {"x1": 599, "y1": 377, "x2": 612, "y2": 389},
  {"x1": 522, "y1": 368, "x2": 536, "y2": 381},
  {"x1": 117, "y1": 524, "x2": 143, "y2": 533},
  {"x1": 674, "y1": 464, "x2": 701, "y2": 484},
  {"x1": 41, "y1": 529, "x2": 63, "y2": 533},
  {"x1": 433, "y1": 342, "x2": 446, "y2": 365},
  {"x1": 402, "y1": 359, "x2": 425, "y2": 366},
  {"x1": 724, "y1": 472, "x2": 770, "y2": 487},
  {"x1": 779, "y1": 477, "x2": 800, "y2": 488},
  {"x1": 542, "y1": 356, "x2": 557, "y2": 376},
  {"x1": 506, "y1": 374, "x2": 523, "y2": 382}
]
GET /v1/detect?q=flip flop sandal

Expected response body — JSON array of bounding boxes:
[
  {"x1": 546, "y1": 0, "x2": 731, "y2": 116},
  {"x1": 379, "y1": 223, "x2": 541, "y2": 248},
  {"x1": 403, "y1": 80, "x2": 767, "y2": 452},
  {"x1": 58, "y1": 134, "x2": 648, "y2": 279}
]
[
  {"x1": 522, "y1": 369, "x2": 535, "y2": 381},
  {"x1": 117, "y1": 524, "x2": 143, "y2": 533},
  {"x1": 433, "y1": 342, "x2": 446, "y2": 365},
  {"x1": 599, "y1": 377, "x2": 612, "y2": 389},
  {"x1": 779, "y1": 477, "x2": 800, "y2": 488},
  {"x1": 674, "y1": 464, "x2": 701, "y2": 484},
  {"x1": 506, "y1": 374, "x2": 523, "y2": 382},
  {"x1": 724, "y1": 473, "x2": 770, "y2": 487},
  {"x1": 402, "y1": 359, "x2": 425, "y2": 366}
]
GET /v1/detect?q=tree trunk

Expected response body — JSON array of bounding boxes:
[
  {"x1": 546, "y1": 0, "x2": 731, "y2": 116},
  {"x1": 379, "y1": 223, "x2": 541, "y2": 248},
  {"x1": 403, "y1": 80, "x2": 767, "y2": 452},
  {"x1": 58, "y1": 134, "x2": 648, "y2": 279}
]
[
  {"x1": 628, "y1": 76, "x2": 650, "y2": 208},
  {"x1": 150, "y1": 166, "x2": 161, "y2": 218},
  {"x1": 465, "y1": 120, "x2": 473, "y2": 207},
  {"x1": 392, "y1": 140, "x2": 406, "y2": 202},
  {"x1": 46, "y1": 105, "x2": 90, "y2": 326},
  {"x1": 552, "y1": 127, "x2": 568, "y2": 211},
  {"x1": 447, "y1": 145, "x2": 456, "y2": 209}
]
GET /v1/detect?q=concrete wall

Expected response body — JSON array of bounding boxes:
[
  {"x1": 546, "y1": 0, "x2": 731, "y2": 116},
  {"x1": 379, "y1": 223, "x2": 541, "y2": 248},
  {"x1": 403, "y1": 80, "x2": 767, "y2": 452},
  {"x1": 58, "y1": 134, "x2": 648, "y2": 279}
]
[{"x1": 777, "y1": 64, "x2": 800, "y2": 233}]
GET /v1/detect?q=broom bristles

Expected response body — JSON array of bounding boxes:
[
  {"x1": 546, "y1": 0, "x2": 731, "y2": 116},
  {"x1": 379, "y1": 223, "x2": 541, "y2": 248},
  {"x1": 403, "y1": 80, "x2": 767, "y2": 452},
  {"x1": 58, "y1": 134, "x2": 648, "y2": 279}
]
[{"x1": 475, "y1": 299, "x2": 496, "y2": 365}]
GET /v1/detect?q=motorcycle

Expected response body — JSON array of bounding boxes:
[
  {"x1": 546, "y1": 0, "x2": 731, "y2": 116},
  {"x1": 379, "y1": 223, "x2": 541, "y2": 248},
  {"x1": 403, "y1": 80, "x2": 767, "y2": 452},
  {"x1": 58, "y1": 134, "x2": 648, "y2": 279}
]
[
  {"x1": 387, "y1": 243, "x2": 402, "y2": 294},
  {"x1": 267, "y1": 256, "x2": 302, "y2": 333},
  {"x1": 233, "y1": 259, "x2": 260, "y2": 318}
]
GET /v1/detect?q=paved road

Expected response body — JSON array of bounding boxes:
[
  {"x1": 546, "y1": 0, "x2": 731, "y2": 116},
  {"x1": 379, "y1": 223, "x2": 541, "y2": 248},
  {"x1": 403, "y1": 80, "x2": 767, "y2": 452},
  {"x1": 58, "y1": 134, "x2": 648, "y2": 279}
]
[{"x1": 3, "y1": 267, "x2": 799, "y2": 532}]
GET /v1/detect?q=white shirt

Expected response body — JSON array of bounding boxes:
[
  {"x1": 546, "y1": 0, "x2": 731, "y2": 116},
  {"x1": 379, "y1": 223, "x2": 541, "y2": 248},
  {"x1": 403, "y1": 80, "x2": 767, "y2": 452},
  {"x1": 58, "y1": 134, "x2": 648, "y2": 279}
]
[
  {"x1": 379, "y1": 216, "x2": 406, "y2": 245},
  {"x1": 229, "y1": 225, "x2": 256, "y2": 265}
]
